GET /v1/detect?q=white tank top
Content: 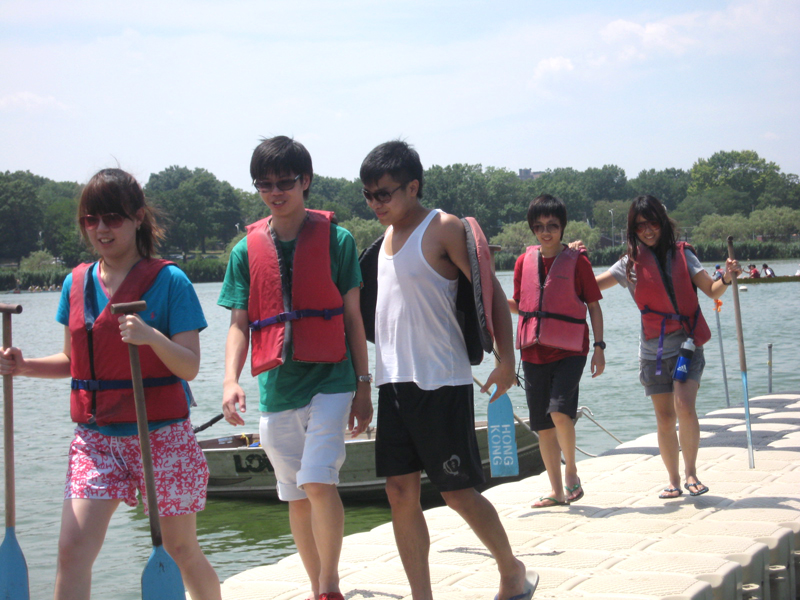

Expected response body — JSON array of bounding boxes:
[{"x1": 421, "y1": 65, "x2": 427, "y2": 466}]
[{"x1": 375, "y1": 209, "x2": 472, "y2": 389}]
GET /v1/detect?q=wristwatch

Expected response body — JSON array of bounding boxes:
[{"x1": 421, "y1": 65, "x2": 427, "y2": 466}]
[
  {"x1": 593, "y1": 341, "x2": 606, "y2": 350},
  {"x1": 357, "y1": 374, "x2": 373, "y2": 384}
]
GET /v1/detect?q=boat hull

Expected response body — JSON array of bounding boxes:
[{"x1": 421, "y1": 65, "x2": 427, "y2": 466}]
[{"x1": 200, "y1": 420, "x2": 543, "y2": 500}]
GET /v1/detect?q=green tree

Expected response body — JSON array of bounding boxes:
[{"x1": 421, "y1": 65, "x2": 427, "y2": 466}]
[
  {"x1": 339, "y1": 217, "x2": 385, "y2": 253},
  {"x1": 691, "y1": 214, "x2": 752, "y2": 243},
  {"x1": 581, "y1": 164, "x2": 630, "y2": 203},
  {"x1": 629, "y1": 168, "x2": 690, "y2": 210},
  {"x1": 748, "y1": 206, "x2": 800, "y2": 241},
  {"x1": 563, "y1": 221, "x2": 601, "y2": 248},
  {"x1": 20, "y1": 250, "x2": 57, "y2": 270},
  {"x1": 424, "y1": 164, "x2": 490, "y2": 229},
  {"x1": 688, "y1": 150, "x2": 780, "y2": 207},
  {"x1": 530, "y1": 168, "x2": 591, "y2": 222},
  {"x1": 671, "y1": 186, "x2": 750, "y2": 227},
  {"x1": 0, "y1": 175, "x2": 42, "y2": 262},
  {"x1": 592, "y1": 200, "x2": 630, "y2": 243},
  {"x1": 489, "y1": 221, "x2": 532, "y2": 258}
]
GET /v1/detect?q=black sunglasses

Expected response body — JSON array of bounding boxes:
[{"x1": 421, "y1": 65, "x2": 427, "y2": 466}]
[
  {"x1": 363, "y1": 184, "x2": 403, "y2": 205},
  {"x1": 253, "y1": 174, "x2": 302, "y2": 193}
]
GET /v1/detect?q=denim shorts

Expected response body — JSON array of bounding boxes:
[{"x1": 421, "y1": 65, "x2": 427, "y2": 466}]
[{"x1": 639, "y1": 346, "x2": 705, "y2": 396}]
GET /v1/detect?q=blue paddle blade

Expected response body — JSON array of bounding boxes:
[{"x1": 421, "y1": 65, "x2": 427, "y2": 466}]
[
  {"x1": 141, "y1": 545, "x2": 185, "y2": 600},
  {"x1": 0, "y1": 527, "x2": 30, "y2": 600},
  {"x1": 487, "y1": 385, "x2": 519, "y2": 478}
]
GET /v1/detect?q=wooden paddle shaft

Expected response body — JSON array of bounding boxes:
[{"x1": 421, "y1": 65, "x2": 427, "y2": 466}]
[
  {"x1": 726, "y1": 237, "x2": 747, "y2": 372},
  {"x1": 110, "y1": 301, "x2": 163, "y2": 547},
  {"x1": 1, "y1": 303, "x2": 23, "y2": 529}
]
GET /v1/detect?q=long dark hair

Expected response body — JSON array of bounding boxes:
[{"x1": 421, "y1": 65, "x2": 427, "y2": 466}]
[
  {"x1": 625, "y1": 195, "x2": 678, "y2": 282},
  {"x1": 78, "y1": 168, "x2": 165, "y2": 259}
]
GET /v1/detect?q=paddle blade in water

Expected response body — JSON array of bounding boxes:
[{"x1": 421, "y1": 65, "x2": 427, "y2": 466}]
[
  {"x1": 487, "y1": 386, "x2": 519, "y2": 478},
  {"x1": 141, "y1": 546, "x2": 185, "y2": 600},
  {"x1": 0, "y1": 527, "x2": 29, "y2": 600}
]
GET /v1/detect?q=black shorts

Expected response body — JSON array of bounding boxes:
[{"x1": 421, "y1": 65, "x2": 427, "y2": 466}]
[
  {"x1": 522, "y1": 356, "x2": 587, "y2": 432},
  {"x1": 375, "y1": 382, "x2": 485, "y2": 492}
]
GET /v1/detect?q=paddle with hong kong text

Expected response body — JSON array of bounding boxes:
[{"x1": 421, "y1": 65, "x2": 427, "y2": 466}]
[
  {"x1": 111, "y1": 301, "x2": 186, "y2": 600},
  {"x1": 484, "y1": 383, "x2": 520, "y2": 478},
  {"x1": 0, "y1": 303, "x2": 29, "y2": 600}
]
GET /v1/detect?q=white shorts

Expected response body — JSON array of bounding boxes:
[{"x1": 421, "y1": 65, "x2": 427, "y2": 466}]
[{"x1": 259, "y1": 391, "x2": 353, "y2": 502}]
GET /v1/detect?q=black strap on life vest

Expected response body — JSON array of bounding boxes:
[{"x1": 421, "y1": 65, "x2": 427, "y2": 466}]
[{"x1": 518, "y1": 309, "x2": 586, "y2": 325}]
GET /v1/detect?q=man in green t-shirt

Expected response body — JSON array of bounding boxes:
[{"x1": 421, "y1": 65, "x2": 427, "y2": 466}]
[{"x1": 219, "y1": 136, "x2": 372, "y2": 600}]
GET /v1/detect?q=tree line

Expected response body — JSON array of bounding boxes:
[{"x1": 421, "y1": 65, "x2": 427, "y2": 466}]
[{"x1": 2, "y1": 150, "x2": 799, "y2": 274}]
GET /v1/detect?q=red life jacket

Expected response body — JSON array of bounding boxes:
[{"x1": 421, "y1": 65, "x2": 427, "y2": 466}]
[
  {"x1": 246, "y1": 209, "x2": 346, "y2": 375},
  {"x1": 633, "y1": 242, "x2": 711, "y2": 347},
  {"x1": 516, "y1": 245, "x2": 587, "y2": 352},
  {"x1": 69, "y1": 259, "x2": 189, "y2": 426}
]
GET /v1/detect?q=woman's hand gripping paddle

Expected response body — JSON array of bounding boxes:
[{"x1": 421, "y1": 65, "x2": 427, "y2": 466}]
[
  {"x1": 111, "y1": 301, "x2": 185, "y2": 599},
  {"x1": 479, "y1": 380, "x2": 519, "y2": 478},
  {"x1": 0, "y1": 303, "x2": 29, "y2": 600},
  {"x1": 726, "y1": 237, "x2": 755, "y2": 468}
]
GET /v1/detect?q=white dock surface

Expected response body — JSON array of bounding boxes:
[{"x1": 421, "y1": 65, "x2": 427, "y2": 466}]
[{"x1": 219, "y1": 393, "x2": 800, "y2": 600}]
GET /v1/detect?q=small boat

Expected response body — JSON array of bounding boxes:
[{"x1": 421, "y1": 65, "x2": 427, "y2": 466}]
[
  {"x1": 199, "y1": 419, "x2": 543, "y2": 500},
  {"x1": 736, "y1": 275, "x2": 800, "y2": 285}
]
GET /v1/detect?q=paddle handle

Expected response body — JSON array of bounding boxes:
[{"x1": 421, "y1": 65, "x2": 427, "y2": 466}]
[
  {"x1": 726, "y1": 237, "x2": 747, "y2": 372},
  {"x1": 3, "y1": 305, "x2": 23, "y2": 530},
  {"x1": 111, "y1": 301, "x2": 163, "y2": 547}
]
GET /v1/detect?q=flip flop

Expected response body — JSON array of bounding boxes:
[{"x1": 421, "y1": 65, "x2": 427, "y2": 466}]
[
  {"x1": 531, "y1": 496, "x2": 569, "y2": 508},
  {"x1": 565, "y1": 481, "x2": 584, "y2": 503},
  {"x1": 494, "y1": 569, "x2": 539, "y2": 600},
  {"x1": 658, "y1": 487, "x2": 683, "y2": 499},
  {"x1": 684, "y1": 481, "x2": 709, "y2": 497}
]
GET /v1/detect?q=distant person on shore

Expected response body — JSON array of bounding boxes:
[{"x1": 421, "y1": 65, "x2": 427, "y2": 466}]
[
  {"x1": 712, "y1": 265, "x2": 724, "y2": 281},
  {"x1": 594, "y1": 195, "x2": 741, "y2": 499},
  {"x1": 0, "y1": 168, "x2": 220, "y2": 599},
  {"x1": 219, "y1": 136, "x2": 372, "y2": 600},
  {"x1": 508, "y1": 194, "x2": 604, "y2": 509},
  {"x1": 360, "y1": 140, "x2": 538, "y2": 600},
  {"x1": 761, "y1": 263, "x2": 775, "y2": 278},
  {"x1": 795, "y1": 264, "x2": 800, "y2": 276},
  {"x1": 747, "y1": 264, "x2": 761, "y2": 278}
]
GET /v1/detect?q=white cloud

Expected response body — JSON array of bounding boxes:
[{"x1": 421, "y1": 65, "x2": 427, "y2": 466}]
[
  {"x1": 0, "y1": 91, "x2": 67, "y2": 111},
  {"x1": 533, "y1": 57, "x2": 574, "y2": 79}
]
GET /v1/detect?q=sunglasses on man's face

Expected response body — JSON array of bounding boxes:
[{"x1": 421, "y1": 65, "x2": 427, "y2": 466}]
[
  {"x1": 362, "y1": 184, "x2": 403, "y2": 205},
  {"x1": 532, "y1": 223, "x2": 561, "y2": 234},
  {"x1": 80, "y1": 213, "x2": 127, "y2": 230},
  {"x1": 253, "y1": 174, "x2": 302, "y2": 194}
]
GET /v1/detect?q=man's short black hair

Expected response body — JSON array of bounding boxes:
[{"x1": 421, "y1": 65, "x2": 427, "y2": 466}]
[
  {"x1": 527, "y1": 194, "x2": 567, "y2": 236},
  {"x1": 360, "y1": 140, "x2": 424, "y2": 198},
  {"x1": 250, "y1": 136, "x2": 313, "y2": 199}
]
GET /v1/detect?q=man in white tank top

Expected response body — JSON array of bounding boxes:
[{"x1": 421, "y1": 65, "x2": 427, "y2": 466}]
[{"x1": 360, "y1": 141, "x2": 538, "y2": 600}]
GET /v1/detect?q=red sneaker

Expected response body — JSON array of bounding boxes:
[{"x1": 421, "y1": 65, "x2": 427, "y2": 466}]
[{"x1": 319, "y1": 594, "x2": 345, "y2": 600}]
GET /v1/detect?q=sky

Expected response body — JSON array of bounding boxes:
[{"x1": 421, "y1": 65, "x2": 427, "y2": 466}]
[{"x1": 1, "y1": 0, "x2": 799, "y2": 191}]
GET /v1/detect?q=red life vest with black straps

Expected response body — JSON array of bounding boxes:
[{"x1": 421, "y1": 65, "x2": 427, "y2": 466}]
[
  {"x1": 633, "y1": 242, "x2": 711, "y2": 347},
  {"x1": 516, "y1": 245, "x2": 587, "y2": 352},
  {"x1": 246, "y1": 209, "x2": 347, "y2": 375},
  {"x1": 69, "y1": 259, "x2": 189, "y2": 426}
]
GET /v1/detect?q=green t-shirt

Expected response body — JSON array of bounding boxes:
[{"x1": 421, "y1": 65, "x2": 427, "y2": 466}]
[{"x1": 218, "y1": 222, "x2": 362, "y2": 412}]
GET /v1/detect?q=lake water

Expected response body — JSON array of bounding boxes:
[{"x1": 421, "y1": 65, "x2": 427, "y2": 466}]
[{"x1": 1, "y1": 258, "x2": 798, "y2": 598}]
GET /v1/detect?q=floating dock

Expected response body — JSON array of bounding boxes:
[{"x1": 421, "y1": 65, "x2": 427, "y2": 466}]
[{"x1": 219, "y1": 393, "x2": 800, "y2": 600}]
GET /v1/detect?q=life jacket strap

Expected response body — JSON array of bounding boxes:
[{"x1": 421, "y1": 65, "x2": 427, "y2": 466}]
[
  {"x1": 640, "y1": 305, "x2": 700, "y2": 375},
  {"x1": 71, "y1": 375, "x2": 180, "y2": 392},
  {"x1": 519, "y1": 310, "x2": 587, "y2": 325},
  {"x1": 249, "y1": 306, "x2": 345, "y2": 332}
]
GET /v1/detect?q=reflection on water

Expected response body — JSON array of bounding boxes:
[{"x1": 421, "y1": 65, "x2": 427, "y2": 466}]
[{"x1": 1, "y1": 258, "x2": 798, "y2": 598}]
